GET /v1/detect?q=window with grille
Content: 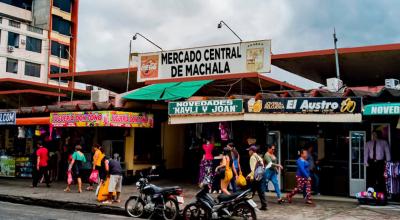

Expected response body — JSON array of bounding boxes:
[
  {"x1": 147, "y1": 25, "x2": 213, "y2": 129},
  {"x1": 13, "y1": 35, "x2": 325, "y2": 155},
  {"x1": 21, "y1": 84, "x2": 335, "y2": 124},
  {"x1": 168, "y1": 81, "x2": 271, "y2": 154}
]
[
  {"x1": 8, "y1": 32, "x2": 19, "y2": 48},
  {"x1": 6, "y1": 58, "x2": 18, "y2": 73},
  {"x1": 24, "y1": 62, "x2": 41, "y2": 77},
  {"x1": 26, "y1": 36, "x2": 42, "y2": 53},
  {"x1": 8, "y1": 20, "x2": 20, "y2": 28},
  {"x1": 51, "y1": 41, "x2": 69, "y2": 59},
  {"x1": 27, "y1": 25, "x2": 43, "y2": 34}
]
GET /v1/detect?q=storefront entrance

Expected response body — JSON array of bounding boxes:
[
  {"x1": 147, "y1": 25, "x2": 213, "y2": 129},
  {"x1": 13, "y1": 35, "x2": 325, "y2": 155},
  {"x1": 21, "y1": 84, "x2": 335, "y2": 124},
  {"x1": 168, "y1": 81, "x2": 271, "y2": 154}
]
[{"x1": 349, "y1": 131, "x2": 366, "y2": 196}]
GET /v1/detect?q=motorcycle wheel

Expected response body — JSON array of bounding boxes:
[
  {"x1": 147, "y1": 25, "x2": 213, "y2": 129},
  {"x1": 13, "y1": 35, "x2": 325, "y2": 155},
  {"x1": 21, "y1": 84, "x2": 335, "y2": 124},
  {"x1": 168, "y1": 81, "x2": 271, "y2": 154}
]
[
  {"x1": 125, "y1": 196, "x2": 145, "y2": 218},
  {"x1": 162, "y1": 198, "x2": 179, "y2": 220},
  {"x1": 232, "y1": 203, "x2": 257, "y2": 220},
  {"x1": 182, "y1": 202, "x2": 209, "y2": 220}
]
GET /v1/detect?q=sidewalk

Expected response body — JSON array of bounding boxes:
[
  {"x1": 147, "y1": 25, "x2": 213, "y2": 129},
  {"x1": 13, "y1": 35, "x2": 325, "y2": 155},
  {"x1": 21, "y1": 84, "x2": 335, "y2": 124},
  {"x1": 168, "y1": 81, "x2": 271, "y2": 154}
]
[{"x1": 0, "y1": 178, "x2": 399, "y2": 219}]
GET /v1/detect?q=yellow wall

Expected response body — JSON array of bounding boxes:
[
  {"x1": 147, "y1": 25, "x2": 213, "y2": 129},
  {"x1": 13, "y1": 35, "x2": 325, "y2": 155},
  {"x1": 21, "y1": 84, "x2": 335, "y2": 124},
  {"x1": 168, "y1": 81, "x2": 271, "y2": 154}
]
[
  {"x1": 125, "y1": 128, "x2": 135, "y2": 171},
  {"x1": 162, "y1": 122, "x2": 186, "y2": 170}
]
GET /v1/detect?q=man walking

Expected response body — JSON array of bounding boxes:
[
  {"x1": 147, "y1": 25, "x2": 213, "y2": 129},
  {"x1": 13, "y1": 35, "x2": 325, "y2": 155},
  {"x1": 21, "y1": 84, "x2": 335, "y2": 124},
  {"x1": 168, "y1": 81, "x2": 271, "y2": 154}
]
[
  {"x1": 33, "y1": 141, "x2": 50, "y2": 187},
  {"x1": 364, "y1": 131, "x2": 391, "y2": 193},
  {"x1": 246, "y1": 145, "x2": 267, "y2": 210},
  {"x1": 103, "y1": 157, "x2": 123, "y2": 204}
]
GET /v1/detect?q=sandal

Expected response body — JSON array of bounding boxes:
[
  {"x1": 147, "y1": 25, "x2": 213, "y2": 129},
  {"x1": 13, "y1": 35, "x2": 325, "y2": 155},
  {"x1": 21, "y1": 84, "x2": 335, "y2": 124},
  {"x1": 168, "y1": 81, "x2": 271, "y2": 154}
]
[
  {"x1": 113, "y1": 199, "x2": 121, "y2": 203},
  {"x1": 286, "y1": 194, "x2": 292, "y2": 203},
  {"x1": 306, "y1": 200, "x2": 313, "y2": 205},
  {"x1": 64, "y1": 188, "x2": 70, "y2": 192},
  {"x1": 277, "y1": 198, "x2": 285, "y2": 204}
]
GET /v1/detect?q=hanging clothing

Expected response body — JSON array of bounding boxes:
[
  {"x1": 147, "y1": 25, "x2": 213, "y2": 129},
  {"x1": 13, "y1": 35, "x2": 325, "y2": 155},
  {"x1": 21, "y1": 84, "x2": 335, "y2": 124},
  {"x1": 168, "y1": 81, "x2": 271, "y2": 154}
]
[{"x1": 385, "y1": 162, "x2": 400, "y2": 195}]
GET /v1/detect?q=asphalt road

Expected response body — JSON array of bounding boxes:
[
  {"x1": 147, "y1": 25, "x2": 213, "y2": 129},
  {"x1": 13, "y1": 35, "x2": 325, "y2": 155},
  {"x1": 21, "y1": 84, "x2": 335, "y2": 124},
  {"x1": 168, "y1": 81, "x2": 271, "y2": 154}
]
[{"x1": 0, "y1": 202, "x2": 133, "y2": 220}]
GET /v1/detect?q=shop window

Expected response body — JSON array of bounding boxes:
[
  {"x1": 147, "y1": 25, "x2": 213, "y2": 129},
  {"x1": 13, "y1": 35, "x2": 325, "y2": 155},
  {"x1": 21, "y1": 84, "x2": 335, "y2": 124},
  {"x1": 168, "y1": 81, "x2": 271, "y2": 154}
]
[
  {"x1": 53, "y1": 0, "x2": 71, "y2": 13},
  {"x1": 24, "y1": 62, "x2": 41, "y2": 77},
  {"x1": 51, "y1": 41, "x2": 69, "y2": 59},
  {"x1": 50, "y1": 65, "x2": 68, "y2": 74},
  {"x1": 52, "y1": 15, "x2": 71, "y2": 36},
  {"x1": 26, "y1": 36, "x2": 42, "y2": 53},
  {"x1": 7, "y1": 32, "x2": 19, "y2": 48},
  {"x1": 6, "y1": 58, "x2": 18, "y2": 73}
]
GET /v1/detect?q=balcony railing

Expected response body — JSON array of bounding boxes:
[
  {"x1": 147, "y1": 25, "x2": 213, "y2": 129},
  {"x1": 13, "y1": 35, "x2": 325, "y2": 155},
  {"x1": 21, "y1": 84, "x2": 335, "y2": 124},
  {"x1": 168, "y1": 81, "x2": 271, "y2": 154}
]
[
  {"x1": 9, "y1": 20, "x2": 20, "y2": 28},
  {"x1": 27, "y1": 25, "x2": 43, "y2": 34}
]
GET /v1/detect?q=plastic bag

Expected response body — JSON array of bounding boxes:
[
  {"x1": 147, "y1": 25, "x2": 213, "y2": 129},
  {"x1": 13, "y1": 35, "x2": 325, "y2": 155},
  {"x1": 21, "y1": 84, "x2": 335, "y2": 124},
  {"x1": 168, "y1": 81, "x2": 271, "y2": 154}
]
[
  {"x1": 89, "y1": 170, "x2": 99, "y2": 184},
  {"x1": 236, "y1": 173, "x2": 247, "y2": 187},
  {"x1": 67, "y1": 171, "x2": 73, "y2": 185}
]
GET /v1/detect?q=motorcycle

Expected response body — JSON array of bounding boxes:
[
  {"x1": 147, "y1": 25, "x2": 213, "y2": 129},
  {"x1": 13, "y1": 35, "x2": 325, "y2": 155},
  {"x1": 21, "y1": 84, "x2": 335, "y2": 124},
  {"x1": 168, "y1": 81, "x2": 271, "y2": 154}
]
[
  {"x1": 125, "y1": 168, "x2": 184, "y2": 220},
  {"x1": 182, "y1": 175, "x2": 258, "y2": 220}
]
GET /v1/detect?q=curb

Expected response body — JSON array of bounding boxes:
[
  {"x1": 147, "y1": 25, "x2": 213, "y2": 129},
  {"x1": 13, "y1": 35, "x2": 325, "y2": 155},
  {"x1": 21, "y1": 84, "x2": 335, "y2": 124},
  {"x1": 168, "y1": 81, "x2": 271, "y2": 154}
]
[{"x1": 0, "y1": 194, "x2": 126, "y2": 216}]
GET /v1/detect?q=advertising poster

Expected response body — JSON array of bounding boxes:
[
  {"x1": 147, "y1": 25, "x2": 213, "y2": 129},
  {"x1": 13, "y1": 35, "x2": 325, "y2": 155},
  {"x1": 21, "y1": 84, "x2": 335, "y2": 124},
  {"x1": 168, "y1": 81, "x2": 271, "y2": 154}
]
[
  {"x1": 138, "y1": 40, "x2": 271, "y2": 82},
  {"x1": 0, "y1": 156, "x2": 16, "y2": 177}
]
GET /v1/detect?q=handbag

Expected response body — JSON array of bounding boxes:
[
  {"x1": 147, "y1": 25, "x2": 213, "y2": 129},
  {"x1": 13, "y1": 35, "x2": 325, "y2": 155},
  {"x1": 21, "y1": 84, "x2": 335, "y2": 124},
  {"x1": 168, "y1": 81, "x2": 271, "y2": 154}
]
[
  {"x1": 89, "y1": 170, "x2": 99, "y2": 184},
  {"x1": 254, "y1": 156, "x2": 265, "y2": 182},
  {"x1": 236, "y1": 172, "x2": 247, "y2": 187},
  {"x1": 67, "y1": 171, "x2": 73, "y2": 185},
  {"x1": 217, "y1": 167, "x2": 226, "y2": 179}
]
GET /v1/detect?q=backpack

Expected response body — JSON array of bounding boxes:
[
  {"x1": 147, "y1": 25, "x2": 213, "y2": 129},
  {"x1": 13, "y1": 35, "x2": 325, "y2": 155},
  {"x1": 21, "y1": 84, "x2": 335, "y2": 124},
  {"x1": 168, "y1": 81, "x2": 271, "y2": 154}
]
[{"x1": 254, "y1": 155, "x2": 265, "y2": 181}]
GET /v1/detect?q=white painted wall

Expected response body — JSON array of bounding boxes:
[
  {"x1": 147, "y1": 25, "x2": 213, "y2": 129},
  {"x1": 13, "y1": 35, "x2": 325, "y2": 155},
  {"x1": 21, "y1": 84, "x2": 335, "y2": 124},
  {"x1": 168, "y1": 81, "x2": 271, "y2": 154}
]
[{"x1": 0, "y1": 17, "x2": 48, "y2": 83}]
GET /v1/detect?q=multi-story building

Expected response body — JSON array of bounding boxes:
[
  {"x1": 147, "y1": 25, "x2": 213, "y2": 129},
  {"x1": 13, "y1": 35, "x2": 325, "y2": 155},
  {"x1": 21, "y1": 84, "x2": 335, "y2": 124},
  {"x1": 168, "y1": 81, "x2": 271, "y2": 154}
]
[{"x1": 0, "y1": 0, "x2": 86, "y2": 107}]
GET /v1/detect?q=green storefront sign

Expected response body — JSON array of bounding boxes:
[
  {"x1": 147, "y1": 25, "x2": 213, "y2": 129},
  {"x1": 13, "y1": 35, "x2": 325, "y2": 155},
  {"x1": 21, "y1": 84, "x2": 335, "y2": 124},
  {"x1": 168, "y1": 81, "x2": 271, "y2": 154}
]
[
  {"x1": 168, "y1": 99, "x2": 243, "y2": 115},
  {"x1": 364, "y1": 103, "x2": 400, "y2": 115}
]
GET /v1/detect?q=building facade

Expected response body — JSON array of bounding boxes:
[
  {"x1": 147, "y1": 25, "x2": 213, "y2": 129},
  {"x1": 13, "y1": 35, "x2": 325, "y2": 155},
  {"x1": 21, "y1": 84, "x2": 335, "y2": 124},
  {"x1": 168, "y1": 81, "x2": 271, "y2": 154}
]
[{"x1": 0, "y1": 0, "x2": 79, "y2": 86}]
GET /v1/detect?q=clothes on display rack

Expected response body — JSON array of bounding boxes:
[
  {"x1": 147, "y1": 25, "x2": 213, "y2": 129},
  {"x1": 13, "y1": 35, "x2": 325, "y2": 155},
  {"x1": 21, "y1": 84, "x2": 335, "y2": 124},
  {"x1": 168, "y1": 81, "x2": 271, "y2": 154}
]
[{"x1": 385, "y1": 162, "x2": 400, "y2": 195}]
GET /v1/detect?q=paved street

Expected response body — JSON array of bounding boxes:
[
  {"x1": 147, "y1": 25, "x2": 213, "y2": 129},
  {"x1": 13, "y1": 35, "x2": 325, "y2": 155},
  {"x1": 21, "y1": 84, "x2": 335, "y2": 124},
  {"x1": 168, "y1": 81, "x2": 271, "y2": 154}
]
[
  {"x1": 0, "y1": 201, "x2": 131, "y2": 220},
  {"x1": 0, "y1": 179, "x2": 400, "y2": 219}
]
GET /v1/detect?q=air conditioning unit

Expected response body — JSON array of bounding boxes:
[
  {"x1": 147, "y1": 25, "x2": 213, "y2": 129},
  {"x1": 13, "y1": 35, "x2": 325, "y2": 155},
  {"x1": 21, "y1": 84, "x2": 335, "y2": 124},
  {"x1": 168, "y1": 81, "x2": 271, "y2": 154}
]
[
  {"x1": 385, "y1": 79, "x2": 399, "y2": 89},
  {"x1": 7, "y1": 46, "x2": 14, "y2": 52},
  {"x1": 326, "y1": 78, "x2": 343, "y2": 92},
  {"x1": 91, "y1": 90, "x2": 109, "y2": 103}
]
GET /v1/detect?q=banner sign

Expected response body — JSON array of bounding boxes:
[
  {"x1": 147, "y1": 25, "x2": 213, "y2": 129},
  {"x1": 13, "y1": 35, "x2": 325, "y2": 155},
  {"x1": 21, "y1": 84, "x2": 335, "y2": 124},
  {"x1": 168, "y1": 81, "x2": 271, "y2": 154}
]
[
  {"x1": 364, "y1": 103, "x2": 400, "y2": 115},
  {"x1": 245, "y1": 97, "x2": 362, "y2": 114},
  {"x1": 138, "y1": 40, "x2": 271, "y2": 82},
  {"x1": 0, "y1": 111, "x2": 16, "y2": 125},
  {"x1": 50, "y1": 111, "x2": 154, "y2": 128},
  {"x1": 169, "y1": 99, "x2": 243, "y2": 116}
]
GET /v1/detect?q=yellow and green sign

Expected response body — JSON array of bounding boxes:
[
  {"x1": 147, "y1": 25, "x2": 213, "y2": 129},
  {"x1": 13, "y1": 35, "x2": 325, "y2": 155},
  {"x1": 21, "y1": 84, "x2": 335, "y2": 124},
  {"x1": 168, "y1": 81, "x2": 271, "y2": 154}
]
[
  {"x1": 364, "y1": 103, "x2": 400, "y2": 115},
  {"x1": 168, "y1": 99, "x2": 243, "y2": 116}
]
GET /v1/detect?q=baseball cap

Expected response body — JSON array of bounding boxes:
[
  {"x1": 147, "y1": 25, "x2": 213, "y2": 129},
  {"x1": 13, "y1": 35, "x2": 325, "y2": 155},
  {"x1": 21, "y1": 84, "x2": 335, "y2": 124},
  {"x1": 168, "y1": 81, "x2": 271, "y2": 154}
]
[{"x1": 246, "y1": 145, "x2": 257, "y2": 152}]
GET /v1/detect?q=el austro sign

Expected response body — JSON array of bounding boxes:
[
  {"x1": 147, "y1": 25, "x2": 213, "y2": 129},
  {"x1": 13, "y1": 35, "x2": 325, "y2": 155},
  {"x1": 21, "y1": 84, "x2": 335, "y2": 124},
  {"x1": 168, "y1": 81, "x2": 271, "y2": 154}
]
[
  {"x1": 137, "y1": 40, "x2": 271, "y2": 82},
  {"x1": 245, "y1": 97, "x2": 362, "y2": 114},
  {"x1": 169, "y1": 99, "x2": 243, "y2": 116}
]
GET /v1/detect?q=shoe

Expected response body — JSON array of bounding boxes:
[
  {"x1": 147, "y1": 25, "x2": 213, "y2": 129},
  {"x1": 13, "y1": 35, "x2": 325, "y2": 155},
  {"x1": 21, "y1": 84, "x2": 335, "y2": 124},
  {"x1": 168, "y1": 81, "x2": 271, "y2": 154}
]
[
  {"x1": 286, "y1": 194, "x2": 292, "y2": 203},
  {"x1": 260, "y1": 206, "x2": 268, "y2": 211},
  {"x1": 277, "y1": 198, "x2": 284, "y2": 204},
  {"x1": 306, "y1": 200, "x2": 313, "y2": 205}
]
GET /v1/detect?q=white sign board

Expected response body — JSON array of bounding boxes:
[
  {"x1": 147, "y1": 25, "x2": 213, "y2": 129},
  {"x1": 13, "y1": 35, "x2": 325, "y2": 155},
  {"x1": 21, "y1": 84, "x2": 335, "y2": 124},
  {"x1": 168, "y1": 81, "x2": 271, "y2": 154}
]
[{"x1": 137, "y1": 40, "x2": 271, "y2": 82}]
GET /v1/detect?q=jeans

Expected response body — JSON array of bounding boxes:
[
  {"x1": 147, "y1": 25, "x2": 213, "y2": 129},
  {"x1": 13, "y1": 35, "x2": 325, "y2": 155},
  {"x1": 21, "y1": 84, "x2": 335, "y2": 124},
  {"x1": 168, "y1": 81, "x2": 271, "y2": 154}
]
[
  {"x1": 32, "y1": 166, "x2": 50, "y2": 187},
  {"x1": 251, "y1": 176, "x2": 267, "y2": 208},
  {"x1": 265, "y1": 169, "x2": 281, "y2": 198}
]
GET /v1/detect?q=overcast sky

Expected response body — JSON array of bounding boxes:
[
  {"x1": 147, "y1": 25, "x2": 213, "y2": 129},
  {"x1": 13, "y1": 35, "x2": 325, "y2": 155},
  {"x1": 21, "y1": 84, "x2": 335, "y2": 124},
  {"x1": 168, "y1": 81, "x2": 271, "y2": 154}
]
[{"x1": 76, "y1": 0, "x2": 400, "y2": 89}]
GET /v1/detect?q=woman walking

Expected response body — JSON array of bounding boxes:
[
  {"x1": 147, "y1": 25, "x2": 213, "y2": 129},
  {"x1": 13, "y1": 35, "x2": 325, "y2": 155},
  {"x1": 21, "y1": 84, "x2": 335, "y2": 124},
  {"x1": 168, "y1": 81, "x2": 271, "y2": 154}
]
[
  {"x1": 264, "y1": 145, "x2": 284, "y2": 203},
  {"x1": 228, "y1": 143, "x2": 242, "y2": 192},
  {"x1": 87, "y1": 144, "x2": 104, "y2": 191},
  {"x1": 215, "y1": 147, "x2": 233, "y2": 195},
  {"x1": 286, "y1": 149, "x2": 313, "y2": 204},
  {"x1": 65, "y1": 145, "x2": 86, "y2": 193}
]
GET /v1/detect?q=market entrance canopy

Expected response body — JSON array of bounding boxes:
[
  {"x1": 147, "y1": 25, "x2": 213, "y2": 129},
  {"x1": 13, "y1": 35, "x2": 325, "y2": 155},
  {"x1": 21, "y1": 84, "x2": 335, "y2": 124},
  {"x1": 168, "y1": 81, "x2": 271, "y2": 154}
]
[
  {"x1": 363, "y1": 103, "x2": 400, "y2": 115},
  {"x1": 123, "y1": 80, "x2": 212, "y2": 101}
]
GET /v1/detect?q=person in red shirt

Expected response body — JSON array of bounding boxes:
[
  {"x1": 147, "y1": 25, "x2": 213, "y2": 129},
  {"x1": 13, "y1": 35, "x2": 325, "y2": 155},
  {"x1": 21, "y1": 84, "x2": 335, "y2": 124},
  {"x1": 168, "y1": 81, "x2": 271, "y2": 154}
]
[{"x1": 33, "y1": 141, "x2": 50, "y2": 187}]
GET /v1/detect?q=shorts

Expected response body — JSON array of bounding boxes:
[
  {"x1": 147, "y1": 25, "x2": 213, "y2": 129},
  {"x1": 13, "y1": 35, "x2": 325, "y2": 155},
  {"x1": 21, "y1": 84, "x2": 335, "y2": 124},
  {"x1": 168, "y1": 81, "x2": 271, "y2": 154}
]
[{"x1": 108, "y1": 175, "x2": 123, "y2": 193}]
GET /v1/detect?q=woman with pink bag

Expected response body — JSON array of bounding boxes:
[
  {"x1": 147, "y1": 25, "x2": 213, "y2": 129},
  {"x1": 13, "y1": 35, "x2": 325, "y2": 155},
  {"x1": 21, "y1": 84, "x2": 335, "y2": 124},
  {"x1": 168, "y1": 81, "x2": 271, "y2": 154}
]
[{"x1": 87, "y1": 144, "x2": 104, "y2": 191}]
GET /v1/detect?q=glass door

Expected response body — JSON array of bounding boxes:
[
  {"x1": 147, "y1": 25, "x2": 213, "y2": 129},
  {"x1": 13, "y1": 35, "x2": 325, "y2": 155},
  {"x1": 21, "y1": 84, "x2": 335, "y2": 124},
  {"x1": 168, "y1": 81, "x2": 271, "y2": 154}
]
[
  {"x1": 349, "y1": 131, "x2": 366, "y2": 196},
  {"x1": 267, "y1": 131, "x2": 281, "y2": 189}
]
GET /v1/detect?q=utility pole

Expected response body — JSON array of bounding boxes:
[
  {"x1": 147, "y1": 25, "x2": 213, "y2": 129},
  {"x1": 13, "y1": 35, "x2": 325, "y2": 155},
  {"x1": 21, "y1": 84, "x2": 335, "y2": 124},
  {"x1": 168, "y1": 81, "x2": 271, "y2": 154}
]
[
  {"x1": 126, "y1": 40, "x2": 132, "y2": 92},
  {"x1": 333, "y1": 28, "x2": 341, "y2": 79}
]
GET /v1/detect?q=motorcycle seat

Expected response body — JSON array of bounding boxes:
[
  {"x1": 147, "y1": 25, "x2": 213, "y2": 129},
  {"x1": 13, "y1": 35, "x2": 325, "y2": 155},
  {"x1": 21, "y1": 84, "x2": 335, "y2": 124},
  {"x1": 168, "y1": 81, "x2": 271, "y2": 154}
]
[
  {"x1": 217, "y1": 191, "x2": 244, "y2": 202},
  {"x1": 154, "y1": 186, "x2": 181, "y2": 193}
]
